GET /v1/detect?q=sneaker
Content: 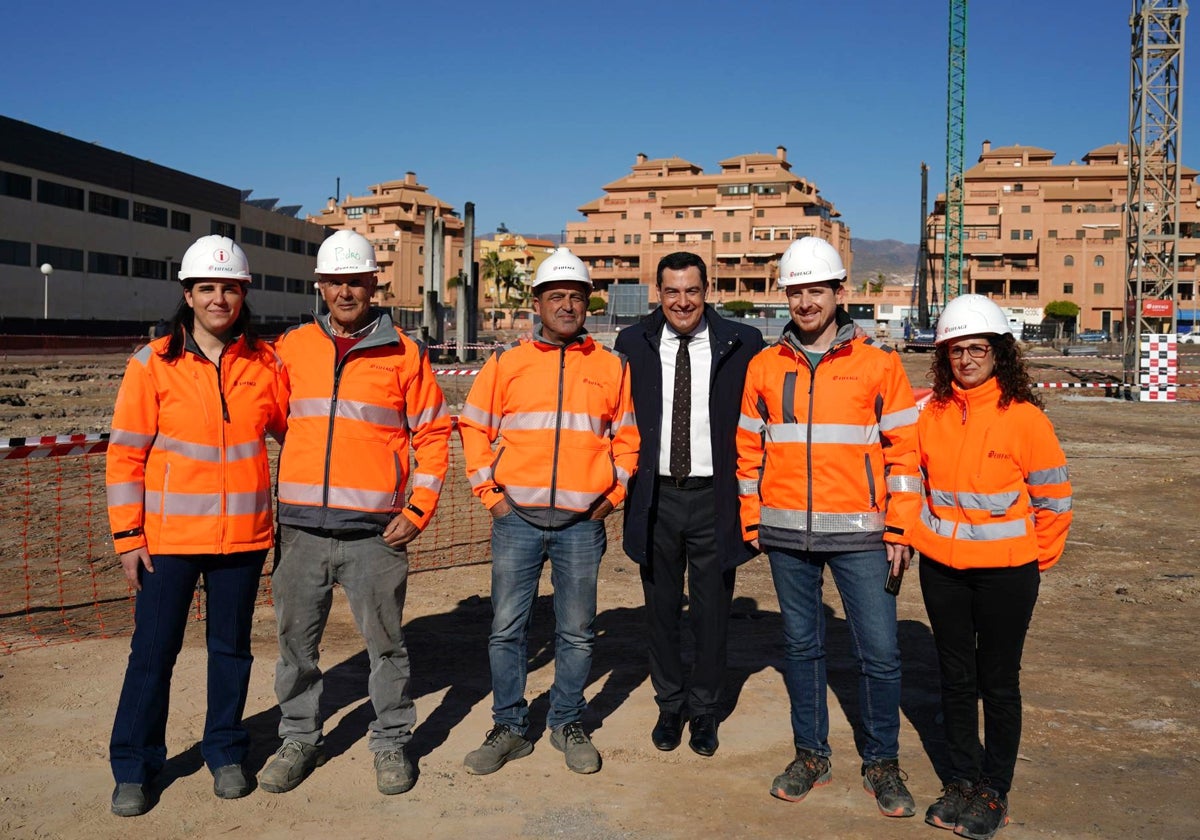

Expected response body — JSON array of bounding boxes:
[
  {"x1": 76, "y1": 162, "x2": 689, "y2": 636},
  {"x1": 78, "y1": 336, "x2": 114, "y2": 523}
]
[
  {"x1": 550, "y1": 721, "x2": 601, "y2": 774},
  {"x1": 259, "y1": 738, "x2": 326, "y2": 793},
  {"x1": 770, "y1": 749, "x2": 832, "y2": 802},
  {"x1": 463, "y1": 724, "x2": 533, "y2": 775},
  {"x1": 374, "y1": 747, "x2": 415, "y2": 795},
  {"x1": 110, "y1": 782, "x2": 148, "y2": 817},
  {"x1": 954, "y1": 785, "x2": 1010, "y2": 840},
  {"x1": 212, "y1": 764, "x2": 252, "y2": 799},
  {"x1": 862, "y1": 758, "x2": 916, "y2": 817},
  {"x1": 926, "y1": 779, "x2": 974, "y2": 830}
]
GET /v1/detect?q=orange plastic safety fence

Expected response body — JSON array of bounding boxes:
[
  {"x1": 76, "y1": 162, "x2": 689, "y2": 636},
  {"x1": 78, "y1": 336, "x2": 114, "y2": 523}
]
[{"x1": 0, "y1": 437, "x2": 494, "y2": 654}]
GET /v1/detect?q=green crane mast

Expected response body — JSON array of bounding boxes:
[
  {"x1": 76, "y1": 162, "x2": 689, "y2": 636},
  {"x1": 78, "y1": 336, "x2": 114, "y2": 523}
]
[{"x1": 944, "y1": 0, "x2": 967, "y2": 302}]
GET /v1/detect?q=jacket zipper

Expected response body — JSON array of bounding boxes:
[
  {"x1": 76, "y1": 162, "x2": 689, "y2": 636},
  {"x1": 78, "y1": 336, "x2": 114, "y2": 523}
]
[{"x1": 548, "y1": 343, "x2": 567, "y2": 527}]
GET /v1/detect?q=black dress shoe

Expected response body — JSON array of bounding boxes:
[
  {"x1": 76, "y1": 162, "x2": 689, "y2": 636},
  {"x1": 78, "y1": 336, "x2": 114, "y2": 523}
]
[
  {"x1": 688, "y1": 713, "x2": 719, "y2": 756},
  {"x1": 651, "y1": 711, "x2": 683, "y2": 751}
]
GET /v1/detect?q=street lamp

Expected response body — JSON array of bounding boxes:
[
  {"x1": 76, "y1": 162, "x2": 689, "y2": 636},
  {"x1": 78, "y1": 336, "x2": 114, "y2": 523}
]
[{"x1": 40, "y1": 263, "x2": 53, "y2": 319}]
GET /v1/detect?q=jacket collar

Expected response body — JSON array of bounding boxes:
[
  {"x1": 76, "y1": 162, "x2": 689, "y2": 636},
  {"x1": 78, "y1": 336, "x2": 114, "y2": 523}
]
[
  {"x1": 779, "y1": 309, "x2": 856, "y2": 356},
  {"x1": 317, "y1": 308, "x2": 399, "y2": 350},
  {"x1": 532, "y1": 326, "x2": 592, "y2": 350}
]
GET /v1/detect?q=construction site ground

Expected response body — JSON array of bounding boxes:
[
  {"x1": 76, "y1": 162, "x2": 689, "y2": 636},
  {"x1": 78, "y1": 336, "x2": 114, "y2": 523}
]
[{"x1": 0, "y1": 342, "x2": 1197, "y2": 840}]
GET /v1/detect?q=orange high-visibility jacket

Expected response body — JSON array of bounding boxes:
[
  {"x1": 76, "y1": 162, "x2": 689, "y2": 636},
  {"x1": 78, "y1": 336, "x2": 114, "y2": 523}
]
[
  {"x1": 459, "y1": 332, "x2": 640, "y2": 529},
  {"x1": 274, "y1": 313, "x2": 451, "y2": 532},
  {"x1": 911, "y1": 377, "x2": 1072, "y2": 571},
  {"x1": 736, "y1": 317, "x2": 922, "y2": 552},
  {"x1": 106, "y1": 334, "x2": 288, "y2": 556}
]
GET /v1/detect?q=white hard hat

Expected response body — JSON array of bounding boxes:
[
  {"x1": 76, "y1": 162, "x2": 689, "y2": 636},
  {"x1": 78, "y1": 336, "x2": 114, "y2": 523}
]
[
  {"x1": 178, "y1": 235, "x2": 251, "y2": 283},
  {"x1": 316, "y1": 230, "x2": 378, "y2": 275},
  {"x1": 532, "y1": 247, "x2": 591, "y2": 290},
  {"x1": 935, "y1": 294, "x2": 1013, "y2": 344},
  {"x1": 778, "y1": 236, "x2": 847, "y2": 287}
]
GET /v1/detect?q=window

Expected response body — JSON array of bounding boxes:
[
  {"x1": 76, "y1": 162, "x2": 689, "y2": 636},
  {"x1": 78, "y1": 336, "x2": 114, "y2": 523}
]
[
  {"x1": 647, "y1": 192, "x2": 656, "y2": 199},
  {"x1": 633, "y1": 234, "x2": 641, "y2": 244},
  {"x1": 250, "y1": 273, "x2": 263, "y2": 289},
  {"x1": 211, "y1": 220, "x2": 236, "y2": 238},
  {"x1": 307, "y1": 242, "x2": 319, "y2": 257},
  {"x1": 732, "y1": 232, "x2": 741, "y2": 242},
  {"x1": 1048, "y1": 229, "x2": 1058, "y2": 238},
  {"x1": 37, "y1": 180, "x2": 84, "y2": 210},
  {"x1": 726, "y1": 210, "x2": 734, "y2": 217},
  {"x1": 675, "y1": 211, "x2": 686, "y2": 219},
  {"x1": 89, "y1": 192, "x2": 128, "y2": 219},
  {"x1": 692, "y1": 210, "x2": 702, "y2": 218},
  {"x1": 346, "y1": 207, "x2": 364, "y2": 219},
  {"x1": 1075, "y1": 229, "x2": 1085, "y2": 239},
  {"x1": 1103, "y1": 229, "x2": 1120, "y2": 240},
  {"x1": 623, "y1": 234, "x2": 631, "y2": 244},
  {"x1": 0, "y1": 170, "x2": 32, "y2": 199},
  {"x1": 0, "y1": 239, "x2": 31, "y2": 266},
  {"x1": 654, "y1": 233, "x2": 665, "y2": 244},
  {"x1": 1023, "y1": 230, "x2": 1033, "y2": 240},
  {"x1": 1064, "y1": 255, "x2": 1075, "y2": 266},
  {"x1": 36, "y1": 244, "x2": 84, "y2": 271},
  {"x1": 573, "y1": 236, "x2": 586, "y2": 244},
  {"x1": 1094, "y1": 255, "x2": 1105, "y2": 267},
  {"x1": 262, "y1": 274, "x2": 284, "y2": 291},
  {"x1": 643, "y1": 212, "x2": 652, "y2": 220},
  {"x1": 286, "y1": 277, "x2": 308, "y2": 294},
  {"x1": 1010, "y1": 230, "x2": 1020, "y2": 240},
  {"x1": 620, "y1": 212, "x2": 627, "y2": 220},
  {"x1": 1014, "y1": 183, "x2": 1024, "y2": 192},
  {"x1": 288, "y1": 238, "x2": 305, "y2": 254},
  {"x1": 1063, "y1": 283, "x2": 1074, "y2": 294},
  {"x1": 988, "y1": 206, "x2": 999, "y2": 216},
  {"x1": 171, "y1": 210, "x2": 191, "y2": 231},
  {"x1": 88, "y1": 251, "x2": 127, "y2": 275},
  {"x1": 132, "y1": 258, "x2": 168, "y2": 280},
  {"x1": 133, "y1": 202, "x2": 167, "y2": 226},
  {"x1": 722, "y1": 232, "x2": 731, "y2": 243},
  {"x1": 265, "y1": 232, "x2": 284, "y2": 250},
  {"x1": 1020, "y1": 205, "x2": 1031, "y2": 213},
  {"x1": 756, "y1": 209, "x2": 765, "y2": 218},
  {"x1": 1062, "y1": 205, "x2": 1073, "y2": 214},
  {"x1": 242, "y1": 227, "x2": 263, "y2": 246},
  {"x1": 1093, "y1": 282, "x2": 1104, "y2": 294}
]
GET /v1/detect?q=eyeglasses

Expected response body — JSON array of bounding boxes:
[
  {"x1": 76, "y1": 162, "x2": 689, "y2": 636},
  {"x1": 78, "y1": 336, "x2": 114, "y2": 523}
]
[{"x1": 948, "y1": 344, "x2": 993, "y2": 360}]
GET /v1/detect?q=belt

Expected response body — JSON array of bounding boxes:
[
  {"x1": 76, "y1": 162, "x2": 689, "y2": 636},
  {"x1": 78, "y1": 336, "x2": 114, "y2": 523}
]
[{"x1": 658, "y1": 475, "x2": 714, "y2": 490}]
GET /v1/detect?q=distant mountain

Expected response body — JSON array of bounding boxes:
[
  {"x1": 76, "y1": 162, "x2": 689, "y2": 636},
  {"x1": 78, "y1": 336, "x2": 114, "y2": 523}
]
[{"x1": 851, "y1": 238, "x2": 918, "y2": 281}]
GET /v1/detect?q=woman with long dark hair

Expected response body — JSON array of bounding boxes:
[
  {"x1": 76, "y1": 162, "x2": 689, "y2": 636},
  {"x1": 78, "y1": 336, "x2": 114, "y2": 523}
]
[
  {"x1": 913, "y1": 295, "x2": 1073, "y2": 840},
  {"x1": 106, "y1": 235, "x2": 288, "y2": 816}
]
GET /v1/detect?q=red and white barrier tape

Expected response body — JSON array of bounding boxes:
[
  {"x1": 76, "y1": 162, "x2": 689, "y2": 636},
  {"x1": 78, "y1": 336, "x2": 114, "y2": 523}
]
[{"x1": 2, "y1": 433, "x2": 110, "y2": 460}]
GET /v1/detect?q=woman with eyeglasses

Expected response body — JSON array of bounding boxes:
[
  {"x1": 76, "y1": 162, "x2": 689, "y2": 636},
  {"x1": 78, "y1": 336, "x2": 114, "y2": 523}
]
[{"x1": 911, "y1": 295, "x2": 1073, "y2": 840}]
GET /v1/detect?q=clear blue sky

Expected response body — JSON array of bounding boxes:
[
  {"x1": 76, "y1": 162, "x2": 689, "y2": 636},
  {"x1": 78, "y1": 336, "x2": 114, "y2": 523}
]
[{"x1": 6, "y1": 0, "x2": 1174, "y2": 243}]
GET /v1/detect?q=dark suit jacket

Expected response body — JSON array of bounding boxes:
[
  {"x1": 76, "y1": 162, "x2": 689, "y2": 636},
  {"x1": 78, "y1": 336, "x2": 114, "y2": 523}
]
[{"x1": 614, "y1": 304, "x2": 765, "y2": 570}]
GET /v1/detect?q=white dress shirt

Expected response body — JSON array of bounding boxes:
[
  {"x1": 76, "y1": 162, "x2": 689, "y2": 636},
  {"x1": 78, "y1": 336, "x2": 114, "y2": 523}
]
[{"x1": 657, "y1": 321, "x2": 713, "y2": 478}]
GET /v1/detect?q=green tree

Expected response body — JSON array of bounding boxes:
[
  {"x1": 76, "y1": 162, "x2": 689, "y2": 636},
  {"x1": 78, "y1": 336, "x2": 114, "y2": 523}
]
[
  {"x1": 588, "y1": 295, "x2": 606, "y2": 314},
  {"x1": 480, "y1": 251, "x2": 517, "y2": 325},
  {"x1": 1044, "y1": 300, "x2": 1080, "y2": 319},
  {"x1": 721, "y1": 300, "x2": 756, "y2": 317}
]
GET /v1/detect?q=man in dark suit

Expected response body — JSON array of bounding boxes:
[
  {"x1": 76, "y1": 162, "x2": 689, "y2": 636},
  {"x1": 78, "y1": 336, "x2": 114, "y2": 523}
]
[{"x1": 615, "y1": 251, "x2": 765, "y2": 757}]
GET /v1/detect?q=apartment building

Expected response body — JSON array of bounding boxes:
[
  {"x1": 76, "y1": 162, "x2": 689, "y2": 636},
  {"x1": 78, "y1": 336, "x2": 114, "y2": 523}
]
[
  {"x1": 564, "y1": 147, "x2": 852, "y2": 308},
  {"x1": 307, "y1": 173, "x2": 464, "y2": 312},
  {"x1": 927, "y1": 140, "x2": 1200, "y2": 334},
  {"x1": 0, "y1": 115, "x2": 323, "y2": 326}
]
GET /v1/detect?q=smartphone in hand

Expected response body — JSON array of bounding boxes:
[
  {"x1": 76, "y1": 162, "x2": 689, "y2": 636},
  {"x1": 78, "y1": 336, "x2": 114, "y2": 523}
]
[{"x1": 884, "y1": 565, "x2": 904, "y2": 596}]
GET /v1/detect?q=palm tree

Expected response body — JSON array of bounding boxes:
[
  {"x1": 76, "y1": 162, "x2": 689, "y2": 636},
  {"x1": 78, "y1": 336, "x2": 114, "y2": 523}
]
[{"x1": 480, "y1": 251, "x2": 517, "y2": 327}]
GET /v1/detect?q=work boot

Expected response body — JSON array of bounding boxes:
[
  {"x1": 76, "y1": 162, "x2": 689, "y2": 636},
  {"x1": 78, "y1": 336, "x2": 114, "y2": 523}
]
[
  {"x1": 110, "y1": 782, "x2": 148, "y2": 817},
  {"x1": 550, "y1": 721, "x2": 601, "y2": 774},
  {"x1": 463, "y1": 724, "x2": 533, "y2": 775},
  {"x1": 954, "y1": 785, "x2": 1010, "y2": 840},
  {"x1": 259, "y1": 738, "x2": 326, "y2": 793},
  {"x1": 374, "y1": 747, "x2": 415, "y2": 795},
  {"x1": 212, "y1": 764, "x2": 252, "y2": 799},
  {"x1": 861, "y1": 758, "x2": 916, "y2": 817},
  {"x1": 925, "y1": 779, "x2": 974, "y2": 829},
  {"x1": 770, "y1": 748, "x2": 832, "y2": 802}
]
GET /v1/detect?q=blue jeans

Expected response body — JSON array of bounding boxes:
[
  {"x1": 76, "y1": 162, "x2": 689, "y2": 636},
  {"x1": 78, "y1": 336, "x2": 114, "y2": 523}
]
[
  {"x1": 110, "y1": 550, "x2": 266, "y2": 784},
  {"x1": 488, "y1": 512, "x2": 606, "y2": 734},
  {"x1": 272, "y1": 525, "x2": 415, "y2": 751},
  {"x1": 767, "y1": 547, "x2": 901, "y2": 763}
]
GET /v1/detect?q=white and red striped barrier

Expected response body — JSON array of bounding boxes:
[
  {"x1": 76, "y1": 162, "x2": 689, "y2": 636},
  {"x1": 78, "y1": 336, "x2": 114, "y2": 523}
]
[
  {"x1": 434, "y1": 369, "x2": 479, "y2": 376},
  {"x1": 2, "y1": 433, "x2": 110, "y2": 460}
]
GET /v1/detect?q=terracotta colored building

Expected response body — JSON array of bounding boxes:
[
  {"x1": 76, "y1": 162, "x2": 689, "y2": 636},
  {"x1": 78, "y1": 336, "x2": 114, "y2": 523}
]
[
  {"x1": 564, "y1": 147, "x2": 852, "y2": 307},
  {"x1": 928, "y1": 141, "x2": 1200, "y2": 334},
  {"x1": 308, "y1": 172, "x2": 464, "y2": 311}
]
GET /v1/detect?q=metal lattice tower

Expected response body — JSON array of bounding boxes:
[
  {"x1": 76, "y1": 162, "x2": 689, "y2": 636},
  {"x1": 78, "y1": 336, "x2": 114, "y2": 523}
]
[
  {"x1": 1125, "y1": 0, "x2": 1187, "y2": 378},
  {"x1": 944, "y1": 0, "x2": 968, "y2": 301}
]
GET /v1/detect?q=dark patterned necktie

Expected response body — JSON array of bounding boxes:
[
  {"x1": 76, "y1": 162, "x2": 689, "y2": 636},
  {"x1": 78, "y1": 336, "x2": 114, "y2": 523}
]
[{"x1": 670, "y1": 336, "x2": 692, "y2": 480}]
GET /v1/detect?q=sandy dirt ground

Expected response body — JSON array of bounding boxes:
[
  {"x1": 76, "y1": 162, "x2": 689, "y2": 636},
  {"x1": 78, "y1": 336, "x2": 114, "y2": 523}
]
[{"x1": 1, "y1": 346, "x2": 1198, "y2": 840}]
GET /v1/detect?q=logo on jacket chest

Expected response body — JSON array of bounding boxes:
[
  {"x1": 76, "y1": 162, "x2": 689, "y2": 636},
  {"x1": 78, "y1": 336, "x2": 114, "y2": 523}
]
[
  {"x1": 582, "y1": 377, "x2": 604, "y2": 387},
  {"x1": 370, "y1": 363, "x2": 396, "y2": 373},
  {"x1": 987, "y1": 450, "x2": 1013, "y2": 462}
]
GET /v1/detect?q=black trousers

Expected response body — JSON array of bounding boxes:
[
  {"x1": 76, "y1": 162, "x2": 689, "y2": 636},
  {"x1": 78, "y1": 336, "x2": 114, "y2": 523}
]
[
  {"x1": 640, "y1": 482, "x2": 736, "y2": 716},
  {"x1": 919, "y1": 556, "x2": 1040, "y2": 796}
]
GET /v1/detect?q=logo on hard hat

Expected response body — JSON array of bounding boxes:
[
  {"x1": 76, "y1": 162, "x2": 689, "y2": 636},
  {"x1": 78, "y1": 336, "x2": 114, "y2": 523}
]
[{"x1": 213, "y1": 249, "x2": 230, "y2": 263}]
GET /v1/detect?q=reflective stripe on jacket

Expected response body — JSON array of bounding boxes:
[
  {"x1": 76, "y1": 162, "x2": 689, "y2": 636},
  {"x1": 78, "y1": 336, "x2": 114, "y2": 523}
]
[
  {"x1": 274, "y1": 311, "x2": 451, "y2": 532},
  {"x1": 735, "y1": 316, "x2": 922, "y2": 552},
  {"x1": 911, "y1": 376, "x2": 1072, "y2": 571},
  {"x1": 106, "y1": 334, "x2": 288, "y2": 555},
  {"x1": 459, "y1": 331, "x2": 640, "y2": 529}
]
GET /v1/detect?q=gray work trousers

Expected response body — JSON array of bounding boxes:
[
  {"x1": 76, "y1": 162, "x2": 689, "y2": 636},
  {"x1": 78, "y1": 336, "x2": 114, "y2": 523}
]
[{"x1": 272, "y1": 524, "x2": 415, "y2": 752}]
